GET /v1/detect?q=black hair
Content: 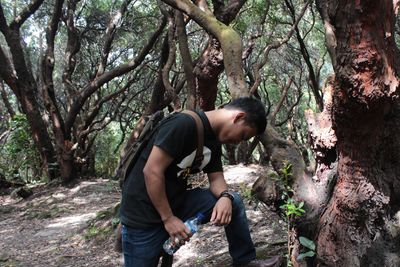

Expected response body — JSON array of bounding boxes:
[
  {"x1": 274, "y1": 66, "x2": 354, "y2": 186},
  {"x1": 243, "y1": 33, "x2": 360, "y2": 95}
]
[{"x1": 224, "y1": 97, "x2": 267, "y2": 134}]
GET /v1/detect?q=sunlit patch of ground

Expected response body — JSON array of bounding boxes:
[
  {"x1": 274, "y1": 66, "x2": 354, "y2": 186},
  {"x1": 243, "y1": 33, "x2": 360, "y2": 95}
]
[
  {"x1": 1, "y1": 167, "x2": 285, "y2": 267},
  {"x1": 168, "y1": 164, "x2": 286, "y2": 267},
  {"x1": 0, "y1": 178, "x2": 121, "y2": 267}
]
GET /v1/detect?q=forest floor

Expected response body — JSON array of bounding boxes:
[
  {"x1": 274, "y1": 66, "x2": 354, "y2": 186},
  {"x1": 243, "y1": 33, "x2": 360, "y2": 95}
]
[{"x1": 0, "y1": 164, "x2": 287, "y2": 267}]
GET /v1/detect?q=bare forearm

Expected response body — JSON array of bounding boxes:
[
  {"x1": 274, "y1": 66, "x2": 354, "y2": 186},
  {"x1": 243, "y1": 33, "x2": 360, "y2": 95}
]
[
  {"x1": 208, "y1": 172, "x2": 228, "y2": 197},
  {"x1": 144, "y1": 172, "x2": 173, "y2": 222}
]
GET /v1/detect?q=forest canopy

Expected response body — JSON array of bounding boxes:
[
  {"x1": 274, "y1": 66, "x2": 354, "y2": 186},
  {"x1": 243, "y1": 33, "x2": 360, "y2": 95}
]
[
  {"x1": 2, "y1": 1, "x2": 400, "y2": 266},
  {"x1": 0, "y1": 0, "x2": 328, "y2": 183}
]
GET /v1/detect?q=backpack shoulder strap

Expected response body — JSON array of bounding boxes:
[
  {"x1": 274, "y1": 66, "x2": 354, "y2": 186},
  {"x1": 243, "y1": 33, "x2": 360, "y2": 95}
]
[
  {"x1": 120, "y1": 110, "x2": 164, "y2": 186},
  {"x1": 181, "y1": 110, "x2": 204, "y2": 171}
]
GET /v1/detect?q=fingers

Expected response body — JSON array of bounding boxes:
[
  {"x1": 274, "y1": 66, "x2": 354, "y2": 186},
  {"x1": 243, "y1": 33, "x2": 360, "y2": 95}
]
[
  {"x1": 210, "y1": 208, "x2": 217, "y2": 223},
  {"x1": 210, "y1": 198, "x2": 232, "y2": 226},
  {"x1": 164, "y1": 216, "x2": 193, "y2": 246},
  {"x1": 172, "y1": 227, "x2": 190, "y2": 241},
  {"x1": 171, "y1": 236, "x2": 187, "y2": 246},
  {"x1": 171, "y1": 231, "x2": 191, "y2": 246},
  {"x1": 164, "y1": 216, "x2": 189, "y2": 239}
]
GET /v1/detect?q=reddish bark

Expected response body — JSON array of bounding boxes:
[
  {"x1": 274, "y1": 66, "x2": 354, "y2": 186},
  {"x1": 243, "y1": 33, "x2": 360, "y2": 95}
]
[
  {"x1": 308, "y1": 1, "x2": 400, "y2": 266},
  {"x1": 195, "y1": 37, "x2": 223, "y2": 111},
  {"x1": 0, "y1": 3, "x2": 57, "y2": 179}
]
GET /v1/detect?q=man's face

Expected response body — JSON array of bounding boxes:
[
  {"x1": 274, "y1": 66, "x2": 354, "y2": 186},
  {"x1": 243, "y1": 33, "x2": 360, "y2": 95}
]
[{"x1": 218, "y1": 112, "x2": 258, "y2": 144}]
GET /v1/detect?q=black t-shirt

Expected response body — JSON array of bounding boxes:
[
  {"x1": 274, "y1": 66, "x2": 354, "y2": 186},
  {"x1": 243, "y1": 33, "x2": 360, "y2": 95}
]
[{"x1": 120, "y1": 111, "x2": 222, "y2": 228}]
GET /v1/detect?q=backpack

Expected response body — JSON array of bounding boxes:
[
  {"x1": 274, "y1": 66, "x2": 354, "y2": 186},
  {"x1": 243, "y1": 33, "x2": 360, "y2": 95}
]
[{"x1": 117, "y1": 110, "x2": 204, "y2": 188}]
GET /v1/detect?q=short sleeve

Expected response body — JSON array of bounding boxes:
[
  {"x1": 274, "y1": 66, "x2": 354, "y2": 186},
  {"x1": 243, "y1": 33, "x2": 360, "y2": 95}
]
[
  {"x1": 203, "y1": 143, "x2": 223, "y2": 173},
  {"x1": 153, "y1": 114, "x2": 196, "y2": 159}
]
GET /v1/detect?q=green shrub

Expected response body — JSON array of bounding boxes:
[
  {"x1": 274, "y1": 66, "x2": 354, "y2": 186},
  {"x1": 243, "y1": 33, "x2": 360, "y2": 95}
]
[{"x1": 0, "y1": 114, "x2": 43, "y2": 183}]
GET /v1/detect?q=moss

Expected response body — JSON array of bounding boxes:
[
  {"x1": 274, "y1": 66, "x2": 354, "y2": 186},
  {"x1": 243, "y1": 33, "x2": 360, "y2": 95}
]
[
  {"x1": 83, "y1": 204, "x2": 120, "y2": 242},
  {"x1": 84, "y1": 223, "x2": 113, "y2": 242},
  {"x1": 24, "y1": 206, "x2": 69, "y2": 220},
  {"x1": 0, "y1": 255, "x2": 19, "y2": 267}
]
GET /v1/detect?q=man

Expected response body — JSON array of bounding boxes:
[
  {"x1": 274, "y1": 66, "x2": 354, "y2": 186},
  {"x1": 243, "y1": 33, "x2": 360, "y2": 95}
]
[{"x1": 120, "y1": 97, "x2": 281, "y2": 267}]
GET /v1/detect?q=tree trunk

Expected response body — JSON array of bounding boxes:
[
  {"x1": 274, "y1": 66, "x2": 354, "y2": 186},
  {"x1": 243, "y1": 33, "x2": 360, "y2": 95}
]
[
  {"x1": 0, "y1": 25, "x2": 58, "y2": 179},
  {"x1": 195, "y1": 36, "x2": 223, "y2": 111},
  {"x1": 13, "y1": 82, "x2": 58, "y2": 180},
  {"x1": 302, "y1": 1, "x2": 400, "y2": 266}
]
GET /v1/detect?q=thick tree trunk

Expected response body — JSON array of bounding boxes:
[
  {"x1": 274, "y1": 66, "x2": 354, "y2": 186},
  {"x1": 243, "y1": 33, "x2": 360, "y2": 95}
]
[
  {"x1": 307, "y1": 1, "x2": 400, "y2": 266},
  {"x1": 0, "y1": 8, "x2": 58, "y2": 179}
]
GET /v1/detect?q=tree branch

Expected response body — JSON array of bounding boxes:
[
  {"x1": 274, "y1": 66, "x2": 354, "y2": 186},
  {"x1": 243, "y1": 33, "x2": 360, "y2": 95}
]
[
  {"x1": 162, "y1": 0, "x2": 248, "y2": 98},
  {"x1": 161, "y1": 11, "x2": 179, "y2": 109},
  {"x1": 96, "y1": 0, "x2": 133, "y2": 77},
  {"x1": 10, "y1": 0, "x2": 45, "y2": 29},
  {"x1": 176, "y1": 10, "x2": 196, "y2": 109},
  {"x1": 0, "y1": 46, "x2": 17, "y2": 91},
  {"x1": 64, "y1": 17, "x2": 167, "y2": 135},
  {"x1": 270, "y1": 77, "x2": 293, "y2": 126},
  {"x1": 275, "y1": 86, "x2": 303, "y2": 127},
  {"x1": 213, "y1": 0, "x2": 246, "y2": 24},
  {"x1": 285, "y1": 0, "x2": 323, "y2": 111},
  {"x1": 0, "y1": 79, "x2": 15, "y2": 117},
  {"x1": 62, "y1": 0, "x2": 81, "y2": 100},
  {"x1": 81, "y1": 76, "x2": 141, "y2": 132},
  {"x1": 41, "y1": 0, "x2": 66, "y2": 139},
  {"x1": 249, "y1": 0, "x2": 310, "y2": 94},
  {"x1": 0, "y1": 3, "x2": 10, "y2": 35}
]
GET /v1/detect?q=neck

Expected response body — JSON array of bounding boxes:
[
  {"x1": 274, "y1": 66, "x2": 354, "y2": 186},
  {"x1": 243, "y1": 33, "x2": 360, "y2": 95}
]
[
  {"x1": 205, "y1": 109, "x2": 231, "y2": 137},
  {"x1": 205, "y1": 110, "x2": 221, "y2": 136}
]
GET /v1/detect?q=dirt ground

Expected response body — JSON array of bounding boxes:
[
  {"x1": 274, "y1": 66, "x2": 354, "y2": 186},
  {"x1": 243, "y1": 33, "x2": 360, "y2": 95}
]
[{"x1": 0, "y1": 164, "x2": 286, "y2": 267}]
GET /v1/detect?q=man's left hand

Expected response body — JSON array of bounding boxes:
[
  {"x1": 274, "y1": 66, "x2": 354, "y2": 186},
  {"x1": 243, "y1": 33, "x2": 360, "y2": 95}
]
[{"x1": 210, "y1": 197, "x2": 232, "y2": 226}]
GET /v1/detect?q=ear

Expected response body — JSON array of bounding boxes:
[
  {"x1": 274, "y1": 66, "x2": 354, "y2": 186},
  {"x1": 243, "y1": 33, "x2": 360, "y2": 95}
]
[{"x1": 233, "y1": 111, "x2": 246, "y2": 124}]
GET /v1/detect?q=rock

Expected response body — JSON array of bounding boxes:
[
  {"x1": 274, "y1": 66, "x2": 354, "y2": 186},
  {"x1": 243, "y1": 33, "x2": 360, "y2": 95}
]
[
  {"x1": 252, "y1": 171, "x2": 283, "y2": 207},
  {"x1": 10, "y1": 186, "x2": 33, "y2": 199}
]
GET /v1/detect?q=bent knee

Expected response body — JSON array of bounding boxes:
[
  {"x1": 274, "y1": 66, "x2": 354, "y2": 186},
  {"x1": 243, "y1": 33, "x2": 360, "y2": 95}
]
[{"x1": 231, "y1": 192, "x2": 245, "y2": 210}]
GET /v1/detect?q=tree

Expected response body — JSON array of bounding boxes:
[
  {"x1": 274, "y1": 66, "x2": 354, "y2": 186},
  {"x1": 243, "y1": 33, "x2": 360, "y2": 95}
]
[
  {"x1": 0, "y1": 0, "x2": 166, "y2": 182},
  {"x1": 291, "y1": 1, "x2": 400, "y2": 266}
]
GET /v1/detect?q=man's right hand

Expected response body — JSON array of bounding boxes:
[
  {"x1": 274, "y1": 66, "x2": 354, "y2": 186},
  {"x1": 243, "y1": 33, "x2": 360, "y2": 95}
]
[{"x1": 163, "y1": 215, "x2": 191, "y2": 245}]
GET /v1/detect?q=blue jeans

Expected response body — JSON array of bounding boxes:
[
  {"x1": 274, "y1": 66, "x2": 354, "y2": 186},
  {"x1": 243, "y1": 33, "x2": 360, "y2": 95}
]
[{"x1": 122, "y1": 188, "x2": 256, "y2": 267}]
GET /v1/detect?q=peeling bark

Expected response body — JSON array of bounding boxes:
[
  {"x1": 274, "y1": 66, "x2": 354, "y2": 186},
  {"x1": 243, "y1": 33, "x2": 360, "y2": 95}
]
[{"x1": 304, "y1": 1, "x2": 400, "y2": 266}]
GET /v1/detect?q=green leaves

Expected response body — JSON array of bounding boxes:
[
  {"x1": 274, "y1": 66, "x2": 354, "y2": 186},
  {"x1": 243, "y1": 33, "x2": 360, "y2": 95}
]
[
  {"x1": 1, "y1": 114, "x2": 42, "y2": 183},
  {"x1": 299, "y1": 236, "x2": 315, "y2": 251},
  {"x1": 297, "y1": 236, "x2": 316, "y2": 261},
  {"x1": 280, "y1": 198, "x2": 305, "y2": 217},
  {"x1": 297, "y1": 250, "x2": 315, "y2": 260}
]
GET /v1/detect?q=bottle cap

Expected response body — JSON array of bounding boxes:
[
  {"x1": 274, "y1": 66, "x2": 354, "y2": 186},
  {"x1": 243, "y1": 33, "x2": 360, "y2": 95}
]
[{"x1": 196, "y1": 212, "x2": 205, "y2": 222}]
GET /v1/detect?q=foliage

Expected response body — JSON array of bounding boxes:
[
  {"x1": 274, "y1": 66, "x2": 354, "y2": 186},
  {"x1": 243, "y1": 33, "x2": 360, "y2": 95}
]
[
  {"x1": 239, "y1": 182, "x2": 264, "y2": 212},
  {"x1": 0, "y1": 0, "x2": 330, "y2": 182},
  {"x1": 0, "y1": 114, "x2": 43, "y2": 183},
  {"x1": 280, "y1": 198, "x2": 305, "y2": 217},
  {"x1": 277, "y1": 162, "x2": 309, "y2": 266},
  {"x1": 297, "y1": 236, "x2": 316, "y2": 260},
  {"x1": 94, "y1": 122, "x2": 123, "y2": 178}
]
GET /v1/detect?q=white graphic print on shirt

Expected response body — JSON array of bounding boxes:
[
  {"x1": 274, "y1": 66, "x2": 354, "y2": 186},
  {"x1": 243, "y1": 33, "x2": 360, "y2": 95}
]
[{"x1": 176, "y1": 146, "x2": 211, "y2": 176}]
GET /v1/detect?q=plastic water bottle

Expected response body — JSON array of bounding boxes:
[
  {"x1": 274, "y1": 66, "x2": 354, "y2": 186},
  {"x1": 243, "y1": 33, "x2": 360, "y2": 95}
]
[{"x1": 163, "y1": 212, "x2": 205, "y2": 255}]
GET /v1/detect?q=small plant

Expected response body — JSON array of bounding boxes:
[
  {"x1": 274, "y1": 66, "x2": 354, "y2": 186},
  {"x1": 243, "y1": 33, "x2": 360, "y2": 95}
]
[
  {"x1": 297, "y1": 236, "x2": 316, "y2": 261},
  {"x1": 280, "y1": 162, "x2": 293, "y2": 185},
  {"x1": 239, "y1": 182, "x2": 261, "y2": 211},
  {"x1": 85, "y1": 225, "x2": 100, "y2": 239},
  {"x1": 239, "y1": 182, "x2": 253, "y2": 200},
  {"x1": 278, "y1": 161, "x2": 307, "y2": 267},
  {"x1": 280, "y1": 199, "x2": 305, "y2": 218}
]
